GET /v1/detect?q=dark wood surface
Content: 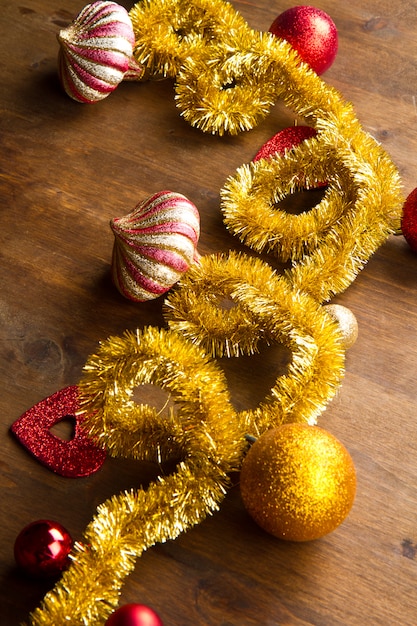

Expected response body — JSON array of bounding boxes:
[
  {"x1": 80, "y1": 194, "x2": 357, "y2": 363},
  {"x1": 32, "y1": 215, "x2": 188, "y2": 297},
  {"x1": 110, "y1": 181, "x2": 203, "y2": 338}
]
[{"x1": 2, "y1": 0, "x2": 417, "y2": 624}]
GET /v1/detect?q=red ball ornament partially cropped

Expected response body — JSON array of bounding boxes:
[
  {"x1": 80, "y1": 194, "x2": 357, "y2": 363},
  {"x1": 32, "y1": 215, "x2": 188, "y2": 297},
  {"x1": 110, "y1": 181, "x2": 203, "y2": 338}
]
[
  {"x1": 401, "y1": 187, "x2": 417, "y2": 253},
  {"x1": 253, "y1": 125, "x2": 327, "y2": 188},
  {"x1": 105, "y1": 604, "x2": 163, "y2": 626},
  {"x1": 14, "y1": 519, "x2": 73, "y2": 578},
  {"x1": 269, "y1": 5, "x2": 338, "y2": 75}
]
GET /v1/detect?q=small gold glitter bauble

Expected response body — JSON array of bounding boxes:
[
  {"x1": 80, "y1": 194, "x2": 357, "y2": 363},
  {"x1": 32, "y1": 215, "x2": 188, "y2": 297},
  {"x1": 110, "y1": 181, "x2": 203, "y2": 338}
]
[
  {"x1": 240, "y1": 424, "x2": 356, "y2": 541},
  {"x1": 324, "y1": 303, "x2": 359, "y2": 349}
]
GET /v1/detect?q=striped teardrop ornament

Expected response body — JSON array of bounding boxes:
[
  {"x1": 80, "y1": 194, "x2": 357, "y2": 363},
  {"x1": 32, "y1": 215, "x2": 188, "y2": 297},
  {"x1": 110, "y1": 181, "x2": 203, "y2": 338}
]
[
  {"x1": 57, "y1": 1, "x2": 138, "y2": 103},
  {"x1": 110, "y1": 191, "x2": 201, "y2": 302}
]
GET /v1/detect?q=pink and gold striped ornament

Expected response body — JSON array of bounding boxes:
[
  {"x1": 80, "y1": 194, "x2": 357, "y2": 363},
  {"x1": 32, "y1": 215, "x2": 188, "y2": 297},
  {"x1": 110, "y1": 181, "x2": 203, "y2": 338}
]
[
  {"x1": 110, "y1": 191, "x2": 201, "y2": 302},
  {"x1": 57, "y1": 1, "x2": 138, "y2": 103}
]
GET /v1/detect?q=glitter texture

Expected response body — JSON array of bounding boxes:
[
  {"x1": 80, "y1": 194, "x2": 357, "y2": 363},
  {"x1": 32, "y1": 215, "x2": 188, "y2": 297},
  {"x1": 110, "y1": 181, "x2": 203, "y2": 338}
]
[
  {"x1": 24, "y1": 328, "x2": 245, "y2": 625},
  {"x1": 253, "y1": 125, "x2": 317, "y2": 162},
  {"x1": 269, "y1": 6, "x2": 338, "y2": 75},
  {"x1": 240, "y1": 424, "x2": 357, "y2": 541},
  {"x1": 18, "y1": 0, "x2": 406, "y2": 620},
  {"x1": 324, "y1": 304, "x2": 359, "y2": 350},
  {"x1": 57, "y1": 1, "x2": 137, "y2": 103},
  {"x1": 110, "y1": 191, "x2": 200, "y2": 302},
  {"x1": 10, "y1": 385, "x2": 106, "y2": 477}
]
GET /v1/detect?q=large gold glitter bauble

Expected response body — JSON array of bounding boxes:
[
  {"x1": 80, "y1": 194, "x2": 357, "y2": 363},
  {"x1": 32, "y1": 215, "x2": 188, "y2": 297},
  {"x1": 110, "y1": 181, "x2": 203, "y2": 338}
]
[{"x1": 240, "y1": 424, "x2": 356, "y2": 541}]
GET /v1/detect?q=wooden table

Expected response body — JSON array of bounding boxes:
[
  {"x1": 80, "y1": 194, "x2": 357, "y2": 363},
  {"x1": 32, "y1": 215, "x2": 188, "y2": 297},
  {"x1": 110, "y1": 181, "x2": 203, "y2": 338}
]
[{"x1": 1, "y1": 0, "x2": 417, "y2": 624}]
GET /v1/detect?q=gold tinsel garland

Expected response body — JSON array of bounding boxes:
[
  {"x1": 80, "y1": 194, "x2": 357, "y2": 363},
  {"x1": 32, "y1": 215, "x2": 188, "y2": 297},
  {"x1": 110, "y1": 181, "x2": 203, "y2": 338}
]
[
  {"x1": 24, "y1": 0, "x2": 405, "y2": 623},
  {"x1": 221, "y1": 137, "x2": 350, "y2": 262},
  {"x1": 221, "y1": 130, "x2": 400, "y2": 302},
  {"x1": 27, "y1": 327, "x2": 245, "y2": 625},
  {"x1": 164, "y1": 251, "x2": 345, "y2": 435},
  {"x1": 129, "y1": 0, "x2": 250, "y2": 80}
]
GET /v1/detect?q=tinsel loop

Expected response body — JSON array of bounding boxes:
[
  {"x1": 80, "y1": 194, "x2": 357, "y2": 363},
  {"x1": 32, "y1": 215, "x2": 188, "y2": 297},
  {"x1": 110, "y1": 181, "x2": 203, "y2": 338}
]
[
  {"x1": 129, "y1": 0, "x2": 249, "y2": 80},
  {"x1": 26, "y1": 327, "x2": 245, "y2": 624},
  {"x1": 164, "y1": 251, "x2": 346, "y2": 434},
  {"x1": 221, "y1": 130, "x2": 401, "y2": 301}
]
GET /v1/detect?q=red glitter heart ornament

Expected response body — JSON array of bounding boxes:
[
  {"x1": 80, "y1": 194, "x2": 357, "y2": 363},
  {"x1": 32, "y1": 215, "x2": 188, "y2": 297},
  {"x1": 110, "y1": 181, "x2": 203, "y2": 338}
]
[{"x1": 10, "y1": 386, "x2": 106, "y2": 477}]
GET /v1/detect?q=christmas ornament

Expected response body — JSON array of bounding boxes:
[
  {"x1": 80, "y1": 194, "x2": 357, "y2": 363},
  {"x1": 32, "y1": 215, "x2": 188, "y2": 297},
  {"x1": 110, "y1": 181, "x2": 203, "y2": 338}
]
[
  {"x1": 110, "y1": 191, "x2": 200, "y2": 302},
  {"x1": 10, "y1": 386, "x2": 106, "y2": 477},
  {"x1": 269, "y1": 6, "x2": 338, "y2": 75},
  {"x1": 222, "y1": 135, "x2": 343, "y2": 262},
  {"x1": 14, "y1": 520, "x2": 73, "y2": 578},
  {"x1": 174, "y1": 6, "x2": 340, "y2": 134},
  {"x1": 57, "y1": 1, "x2": 138, "y2": 103},
  {"x1": 105, "y1": 604, "x2": 163, "y2": 626},
  {"x1": 253, "y1": 125, "x2": 327, "y2": 187},
  {"x1": 240, "y1": 424, "x2": 356, "y2": 541},
  {"x1": 401, "y1": 187, "x2": 417, "y2": 253},
  {"x1": 324, "y1": 304, "x2": 359, "y2": 350},
  {"x1": 253, "y1": 125, "x2": 317, "y2": 161}
]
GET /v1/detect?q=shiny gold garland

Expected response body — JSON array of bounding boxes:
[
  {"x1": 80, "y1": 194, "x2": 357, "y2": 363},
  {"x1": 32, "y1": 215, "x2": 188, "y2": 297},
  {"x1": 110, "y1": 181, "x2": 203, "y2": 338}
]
[
  {"x1": 222, "y1": 128, "x2": 401, "y2": 302},
  {"x1": 165, "y1": 251, "x2": 274, "y2": 358},
  {"x1": 27, "y1": 327, "x2": 245, "y2": 625},
  {"x1": 24, "y1": 0, "x2": 405, "y2": 624},
  {"x1": 164, "y1": 250, "x2": 346, "y2": 436},
  {"x1": 222, "y1": 137, "x2": 347, "y2": 262},
  {"x1": 129, "y1": 0, "x2": 250, "y2": 80},
  {"x1": 132, "y1": 0, "x2": 402, "y2": 301}
]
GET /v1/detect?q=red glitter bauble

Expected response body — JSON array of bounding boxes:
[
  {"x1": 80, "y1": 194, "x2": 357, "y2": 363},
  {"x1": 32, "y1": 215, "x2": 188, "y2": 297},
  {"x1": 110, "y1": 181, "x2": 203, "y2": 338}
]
[
  {"x1": 106, "y1": 604, "x2": 163, "y2": 626},
  {"x1": 269, "y1": 6, "x2": 338, "y2": 75},
  {"x1": 253, "y1": 125, "x2": 327, "y2": 188},
  {"x1": 401, "y1": 187, "x2": 417, "y2": 253},
  {"x1": 14, "y1": 520, "x2": 73, "y2": 578},
  {"x1": 253, "y1": 125, "x2": 317, "y2": 161}
]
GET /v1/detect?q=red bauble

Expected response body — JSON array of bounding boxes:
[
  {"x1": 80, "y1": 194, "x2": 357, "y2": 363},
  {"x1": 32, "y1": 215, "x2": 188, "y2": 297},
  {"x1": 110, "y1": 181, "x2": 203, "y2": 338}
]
[
  {"x1": 105, "y1": 604, "x2": 163, "y2": 626},
  {"x1": 14, "y1": 520, "x2": 73, "y2": 578},
  {"x1": 253, "y1": 125, "x2": 317, "y2": 161},
  {"x1": 269, "y1": 6, "x2": 338, "y2": 75},
  {"x1": 401, "y1": 187, "x2": 417, "y2": 253},
  {"x1": 253, "y1": 125, "x2": 327, "y2": 188}
]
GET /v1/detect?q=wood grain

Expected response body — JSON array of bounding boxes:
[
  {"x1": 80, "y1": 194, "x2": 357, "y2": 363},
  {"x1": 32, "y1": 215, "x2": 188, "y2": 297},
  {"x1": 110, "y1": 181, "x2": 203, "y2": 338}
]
[{"x1": 1, "y1": 0, "x2": 417, "y2": 624}]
